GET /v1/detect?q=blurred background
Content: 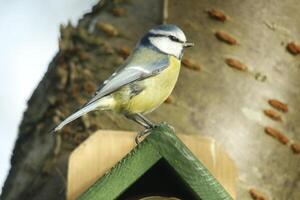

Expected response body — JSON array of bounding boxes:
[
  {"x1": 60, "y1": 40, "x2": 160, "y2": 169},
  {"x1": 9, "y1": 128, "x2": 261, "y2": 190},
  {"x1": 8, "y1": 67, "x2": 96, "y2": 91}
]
[
  {"x1": 0, "y1": 0, "x2": 98, "y2": 192},
  {"x1": 1, "y1": 0, "x2": 300, "y2": 199}
]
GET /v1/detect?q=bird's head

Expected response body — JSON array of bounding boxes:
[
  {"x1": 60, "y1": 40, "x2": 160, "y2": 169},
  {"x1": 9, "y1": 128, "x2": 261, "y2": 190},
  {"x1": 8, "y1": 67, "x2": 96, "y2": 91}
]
[{"x1": 141, "y1": 24, "x2": 194, "y2": 59}]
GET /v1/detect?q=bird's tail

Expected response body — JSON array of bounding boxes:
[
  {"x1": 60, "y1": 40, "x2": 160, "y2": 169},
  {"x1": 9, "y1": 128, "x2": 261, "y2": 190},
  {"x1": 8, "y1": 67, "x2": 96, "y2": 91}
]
[{"x1": 51, "y1": 96, "x2": 115, "y2": 133}]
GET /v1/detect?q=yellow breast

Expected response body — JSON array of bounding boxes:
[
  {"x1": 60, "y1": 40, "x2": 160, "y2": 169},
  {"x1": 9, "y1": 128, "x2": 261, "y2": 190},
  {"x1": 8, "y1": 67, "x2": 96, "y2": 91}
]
[{"x1": 124, "y1": 56, "x2": 181, "y2": 114}]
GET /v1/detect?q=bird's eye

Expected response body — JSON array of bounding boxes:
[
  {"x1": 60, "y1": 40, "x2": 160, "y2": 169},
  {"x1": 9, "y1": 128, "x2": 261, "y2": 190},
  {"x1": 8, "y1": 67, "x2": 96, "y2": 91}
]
[{"x1": 168, "y1": 35, "x2": 180, "y2": 42}]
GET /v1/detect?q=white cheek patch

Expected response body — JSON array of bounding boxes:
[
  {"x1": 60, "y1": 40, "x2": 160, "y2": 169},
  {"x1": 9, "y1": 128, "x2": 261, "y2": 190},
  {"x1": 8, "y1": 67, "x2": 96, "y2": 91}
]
[{"x1": 149, "y1": 37, "x2": 183, "y2": 59}]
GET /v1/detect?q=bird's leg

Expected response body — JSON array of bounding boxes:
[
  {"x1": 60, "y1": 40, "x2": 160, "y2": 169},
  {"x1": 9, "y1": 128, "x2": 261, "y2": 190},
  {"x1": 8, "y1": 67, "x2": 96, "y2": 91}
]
[
  {"x1": 125, "y1": 113, "x2": 156, "y2": 144},
  {"x1": 125, "y1": 114, "x2": 151, "y2": 129},
  {"x1": 135, "y1": 113, "x2": 156, "y2": 128},
  {"x1": 134, "y1": 113, "x2": 158, "y2": 144}
]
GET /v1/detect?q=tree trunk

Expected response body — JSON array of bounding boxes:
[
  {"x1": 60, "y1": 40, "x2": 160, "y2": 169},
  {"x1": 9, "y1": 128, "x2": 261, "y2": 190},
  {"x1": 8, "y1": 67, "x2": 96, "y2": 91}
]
[{"x1": 2, "y1": 0, "x2": 300, "y2": 200}]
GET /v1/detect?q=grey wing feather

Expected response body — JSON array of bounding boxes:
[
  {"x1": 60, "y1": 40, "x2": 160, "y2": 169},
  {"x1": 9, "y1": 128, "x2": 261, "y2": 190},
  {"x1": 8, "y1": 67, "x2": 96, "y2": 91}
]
[{"x1": 85, "y1": 48, "x2": 169, "y2": 106}]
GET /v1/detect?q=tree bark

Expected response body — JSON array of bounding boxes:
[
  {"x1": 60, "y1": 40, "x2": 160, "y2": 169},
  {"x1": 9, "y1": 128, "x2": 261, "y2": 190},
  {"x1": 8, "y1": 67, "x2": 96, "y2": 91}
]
[{"x1": 2, "y1": 0, "x2": 300, "y2": 200}]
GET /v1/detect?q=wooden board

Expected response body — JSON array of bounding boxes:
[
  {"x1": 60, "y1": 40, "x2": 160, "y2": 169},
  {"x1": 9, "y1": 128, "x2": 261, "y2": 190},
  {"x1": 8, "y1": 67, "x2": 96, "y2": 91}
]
[{"x1": 67, "y1": 129, "x2": 236, "y2": 200}]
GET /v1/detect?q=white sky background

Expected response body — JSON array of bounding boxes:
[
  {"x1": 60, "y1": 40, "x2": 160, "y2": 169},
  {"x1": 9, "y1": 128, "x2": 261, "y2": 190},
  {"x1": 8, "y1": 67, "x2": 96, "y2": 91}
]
[{"x1": 0, "y1": 0, "x2": 98, "y2": 192}]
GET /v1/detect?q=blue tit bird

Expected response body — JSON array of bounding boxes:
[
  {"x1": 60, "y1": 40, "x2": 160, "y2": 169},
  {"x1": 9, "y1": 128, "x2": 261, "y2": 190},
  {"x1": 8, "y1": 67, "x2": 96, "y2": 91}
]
[{"x1": 52, "y1": 24, "x2": 193, "y2": 140}]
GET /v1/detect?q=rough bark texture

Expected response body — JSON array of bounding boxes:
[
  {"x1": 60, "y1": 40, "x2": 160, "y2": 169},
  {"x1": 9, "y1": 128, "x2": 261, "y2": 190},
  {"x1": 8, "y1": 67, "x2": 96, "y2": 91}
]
[{"x1": 2, "y1": 0, "x2": 300, "y2": 200}]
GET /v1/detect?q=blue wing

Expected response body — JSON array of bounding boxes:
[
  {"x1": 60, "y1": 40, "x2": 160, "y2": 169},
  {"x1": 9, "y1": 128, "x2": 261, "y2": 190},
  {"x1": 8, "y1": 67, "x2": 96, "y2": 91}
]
[{"x1": 85, "y1": 47, "x2": 169, "y2": 106}]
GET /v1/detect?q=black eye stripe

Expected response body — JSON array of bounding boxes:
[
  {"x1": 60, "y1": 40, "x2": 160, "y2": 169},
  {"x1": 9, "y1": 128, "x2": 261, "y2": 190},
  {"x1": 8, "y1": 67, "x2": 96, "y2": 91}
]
[
  {"x1": 149, "y1": 33, "x2": 184, "y2": 43},
  {"x1": 168, "y1": 35, "x2": 183, "y2": 43},
  {"x1": 169, "y1": 35, "x2": 177, "y2": 41}
]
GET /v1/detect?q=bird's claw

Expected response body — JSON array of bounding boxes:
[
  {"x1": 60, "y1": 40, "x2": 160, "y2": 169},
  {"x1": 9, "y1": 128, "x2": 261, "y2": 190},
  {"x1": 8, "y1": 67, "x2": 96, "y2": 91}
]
[
  {"x1": 135, "y1": 124, "x2": 158, "y2": 144},
  {"x1": 135, "y1": 128, "x2": 150, "y2": 144}
]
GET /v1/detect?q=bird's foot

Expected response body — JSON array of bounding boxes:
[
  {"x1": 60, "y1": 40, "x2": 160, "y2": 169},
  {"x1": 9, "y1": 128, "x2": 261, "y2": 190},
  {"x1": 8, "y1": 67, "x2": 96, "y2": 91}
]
[{"x1": 135, "y1": 124, "x2": 158, "y2": 144}]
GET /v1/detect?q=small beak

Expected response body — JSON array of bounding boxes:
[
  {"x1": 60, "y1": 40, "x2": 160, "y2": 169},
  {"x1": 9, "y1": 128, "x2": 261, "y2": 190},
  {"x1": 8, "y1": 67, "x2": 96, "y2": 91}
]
[{"x1": 183, "y1": 42, "x2": 194, "y2": 48}]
